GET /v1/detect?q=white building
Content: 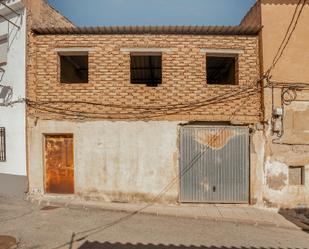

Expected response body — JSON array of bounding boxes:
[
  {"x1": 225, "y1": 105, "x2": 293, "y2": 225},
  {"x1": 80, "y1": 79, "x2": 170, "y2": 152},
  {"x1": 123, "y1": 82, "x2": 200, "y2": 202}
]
[{"x1": 0, "y1": 0, "x2": 27, "y2": 196}]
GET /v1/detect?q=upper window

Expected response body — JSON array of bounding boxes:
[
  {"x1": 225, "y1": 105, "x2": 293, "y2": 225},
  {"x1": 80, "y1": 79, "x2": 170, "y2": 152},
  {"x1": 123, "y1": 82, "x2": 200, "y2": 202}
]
[
  {"x1": 130, "y1": 53, "x2": 162, "y2": 87},
  {"x1": 59, "y1": 53, "x2": 89, "y2": 84},
  {"x1": 0, "y1": 35, "x2": 8, "y2": 65},
  {"x1": 0, "y1": 127, "x2": 6, "y2": 162},
  {"x1": 206, "y1": 55, "x2": 237, "y2": 85}
]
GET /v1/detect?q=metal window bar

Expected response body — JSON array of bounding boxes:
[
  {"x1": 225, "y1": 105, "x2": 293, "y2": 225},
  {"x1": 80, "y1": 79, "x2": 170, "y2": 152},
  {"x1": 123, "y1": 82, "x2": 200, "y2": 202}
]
[{"x1": 0, "y1": 127, "x2": 6, "y2": 161}]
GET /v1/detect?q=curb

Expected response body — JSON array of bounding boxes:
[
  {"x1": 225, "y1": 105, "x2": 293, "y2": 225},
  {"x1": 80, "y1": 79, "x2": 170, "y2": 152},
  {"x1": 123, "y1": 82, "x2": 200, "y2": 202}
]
[{"x1": 28, "y1": 196, "x2": 300, "y2": 231}]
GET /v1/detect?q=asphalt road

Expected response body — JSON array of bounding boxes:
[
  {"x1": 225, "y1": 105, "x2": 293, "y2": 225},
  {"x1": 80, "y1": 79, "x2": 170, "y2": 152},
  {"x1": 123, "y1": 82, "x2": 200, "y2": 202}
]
[{"x1": 1, "y1": 197, "x2": 309, "y2": 249}]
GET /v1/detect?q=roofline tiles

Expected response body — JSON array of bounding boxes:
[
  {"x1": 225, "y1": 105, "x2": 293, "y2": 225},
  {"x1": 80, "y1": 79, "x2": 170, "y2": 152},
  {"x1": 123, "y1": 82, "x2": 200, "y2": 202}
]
[{"x1": 32, "y1": 25, "x2": 261, "y2": 36}]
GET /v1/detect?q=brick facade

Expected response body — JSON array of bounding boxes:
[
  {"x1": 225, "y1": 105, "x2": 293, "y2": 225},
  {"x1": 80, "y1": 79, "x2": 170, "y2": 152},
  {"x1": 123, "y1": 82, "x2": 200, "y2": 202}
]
[{"x1": 27, "y1": 33, "x2": 261, "y2": 123}]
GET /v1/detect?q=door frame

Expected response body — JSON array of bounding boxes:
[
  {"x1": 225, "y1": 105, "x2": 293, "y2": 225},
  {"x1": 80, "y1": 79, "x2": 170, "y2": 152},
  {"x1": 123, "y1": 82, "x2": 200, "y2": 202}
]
[{"x1": 43, "y1": 133, "x2": 75, "y2": 195}]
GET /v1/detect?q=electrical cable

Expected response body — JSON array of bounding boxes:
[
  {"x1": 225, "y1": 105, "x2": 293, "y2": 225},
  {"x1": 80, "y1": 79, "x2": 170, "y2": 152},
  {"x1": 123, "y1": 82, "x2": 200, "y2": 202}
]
[
  {"x1": 49, "y1": 79, "x2": 262, "y2": 249},
  {"x1": 265, "y1": 0, "x2": 307, "y2": 77},
  {"x1": 268, "y1": 0, "x2": 302, "y2": 70},
  {"x1": 27, "y1": 83, "x2": 261, "y2": 120},
  {"x1": 27, "y1": 84, "x2": 257, "y2": 111}
]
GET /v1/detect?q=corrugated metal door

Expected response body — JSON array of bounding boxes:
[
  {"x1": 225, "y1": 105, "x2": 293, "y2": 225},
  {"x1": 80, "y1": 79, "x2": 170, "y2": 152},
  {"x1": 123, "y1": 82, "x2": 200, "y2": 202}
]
[
  {"x1": 45, "y1": 135, "x2": 74, "y2": 194},
  {"x1": 180, "y1": 126, "x2": 249, "y2": 203}
]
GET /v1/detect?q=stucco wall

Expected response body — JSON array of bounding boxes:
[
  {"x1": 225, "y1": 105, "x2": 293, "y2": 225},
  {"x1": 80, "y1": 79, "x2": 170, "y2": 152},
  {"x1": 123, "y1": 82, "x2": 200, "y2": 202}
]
[
  {"x1": 260, "y1": 0, "x2": 309, "y2": 208},
  {"x1": 0, "y1": 9, "x2": 27, "y2": 177},
  {"x1": 240, "y1": 1, "x2": 261, "y2": 28},
  {"x1": 261, "y1": 0, "x2": 309, "y2": 83},
  {"x1": 28, "y1": 118, "x2": 264, "y2": 205},
  {"x1": 0, "y1": 7, "x2": 27, "y2": 196},
  {"x1": 28, "y1": 119, "x2": 180, "y2": 203}
]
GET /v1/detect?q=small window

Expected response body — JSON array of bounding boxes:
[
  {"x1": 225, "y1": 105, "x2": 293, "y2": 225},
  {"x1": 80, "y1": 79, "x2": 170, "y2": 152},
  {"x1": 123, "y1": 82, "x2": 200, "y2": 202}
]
[
  {"x1": 0, "y1": 35, "x2": 8, "y2": 65},
  {"x1": 289, "y1": 166, "x2": 305, "y2": 186},
  {"x1": 206, "y1": 55, "x2": 237, "y2": 85},
  {"x1": 60, "y1": 53, "x2": 88, "y2": 83},
  {"x1": 0, "y1": 127, "x2": 6, "y2": 162},
  {"x1": 130, "y1": 53, "x2": 162, "y2": 86}
]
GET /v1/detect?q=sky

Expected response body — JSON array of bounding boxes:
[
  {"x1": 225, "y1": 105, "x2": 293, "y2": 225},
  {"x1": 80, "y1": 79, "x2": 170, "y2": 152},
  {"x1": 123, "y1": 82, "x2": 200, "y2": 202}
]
[{"x1": 47, "y1": 0, "x2": 256, "y2": 27}]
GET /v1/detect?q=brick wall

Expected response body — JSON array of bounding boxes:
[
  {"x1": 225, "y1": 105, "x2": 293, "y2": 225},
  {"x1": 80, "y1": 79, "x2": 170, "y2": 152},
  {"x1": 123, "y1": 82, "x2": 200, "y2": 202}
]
[
  {"x1": 24, "y1": 0, "x2": 74, "y2": 28},
  {"x1": 27, "y1": 34, "x2": 262, "y2": 123},
  {"x1": 25, "y1": 0, "x2": 74, "y2": 124}
]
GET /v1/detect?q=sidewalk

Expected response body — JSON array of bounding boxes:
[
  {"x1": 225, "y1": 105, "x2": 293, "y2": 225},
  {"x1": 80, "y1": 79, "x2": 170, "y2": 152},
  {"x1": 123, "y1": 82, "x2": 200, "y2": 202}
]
[{"x1": 28, "y1": 195, "x2": 299, "y2": 230}]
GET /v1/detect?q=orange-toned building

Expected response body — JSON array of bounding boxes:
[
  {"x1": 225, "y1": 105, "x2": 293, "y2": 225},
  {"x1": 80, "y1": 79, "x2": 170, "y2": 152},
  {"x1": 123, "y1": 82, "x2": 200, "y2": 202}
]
[{"x1": 242, "y1": 0, "x2": 309, "y2": 208}]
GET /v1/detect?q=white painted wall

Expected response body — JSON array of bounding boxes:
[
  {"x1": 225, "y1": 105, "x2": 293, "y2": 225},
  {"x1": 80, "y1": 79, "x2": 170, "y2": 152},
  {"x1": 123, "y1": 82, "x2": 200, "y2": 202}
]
[{"x1": 0, "y1": 3, "x2": 27, "y2": 177}]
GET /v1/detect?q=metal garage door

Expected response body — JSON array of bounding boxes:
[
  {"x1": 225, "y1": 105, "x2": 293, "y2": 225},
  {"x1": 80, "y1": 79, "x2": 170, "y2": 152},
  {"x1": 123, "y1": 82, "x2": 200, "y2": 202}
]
[{"x1": 180, "y1": 126, "x2": 249, "y2": 203}]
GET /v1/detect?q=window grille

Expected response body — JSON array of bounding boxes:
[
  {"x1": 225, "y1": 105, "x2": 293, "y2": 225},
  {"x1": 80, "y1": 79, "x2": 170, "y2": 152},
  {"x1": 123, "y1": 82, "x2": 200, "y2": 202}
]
[
  {"x1": 0, "y1": 127, "x2": 6, "y2": 162},
  {"x1": 130, "y1": 53, "x2": 162, "y2": 86}
]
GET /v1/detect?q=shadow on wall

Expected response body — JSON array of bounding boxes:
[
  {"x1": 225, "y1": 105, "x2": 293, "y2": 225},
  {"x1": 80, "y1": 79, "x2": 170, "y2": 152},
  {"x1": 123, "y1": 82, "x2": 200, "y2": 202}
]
[
  {"x1": 279, "y1": 208, "x2": 309, "y2": 233},
  {"x1": 78, "y1": 241, "x2": 304, "y2": 249}
]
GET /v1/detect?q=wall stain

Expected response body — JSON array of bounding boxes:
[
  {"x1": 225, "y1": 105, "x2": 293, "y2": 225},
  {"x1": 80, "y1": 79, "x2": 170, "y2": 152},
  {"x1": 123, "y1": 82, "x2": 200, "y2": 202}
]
[
  {"x1": 195, "y1": 130, "x2": 240, "y2": 150},
  {"x1": 266, "y1": 172, "x2": 287, "y2": 191},
  {"x1": 263, "y1": 197, "x2": 278, "y2": 208},
  {"x1": 78, "y1": 190, "x2": 177, "y2": 204}
]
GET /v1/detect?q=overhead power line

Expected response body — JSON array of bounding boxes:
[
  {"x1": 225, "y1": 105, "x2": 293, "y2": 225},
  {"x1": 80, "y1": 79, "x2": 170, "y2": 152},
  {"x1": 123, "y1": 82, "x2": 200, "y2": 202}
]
[
  {"x1": 265, "y1": 0, "x2": 307, "y2": 77},
  {"x1": 27, "y1": 84, "x2": 261, "y2": 120},
  {"x1": 50, "y1": 78, "x2": 262, "y2": 249}
]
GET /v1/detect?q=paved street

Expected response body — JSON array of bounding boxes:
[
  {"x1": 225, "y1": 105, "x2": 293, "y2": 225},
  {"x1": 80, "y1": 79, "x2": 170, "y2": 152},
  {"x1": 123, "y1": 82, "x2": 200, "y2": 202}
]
[{"x1": 1, "y1": 197, "x2": 309, "y2": 249}]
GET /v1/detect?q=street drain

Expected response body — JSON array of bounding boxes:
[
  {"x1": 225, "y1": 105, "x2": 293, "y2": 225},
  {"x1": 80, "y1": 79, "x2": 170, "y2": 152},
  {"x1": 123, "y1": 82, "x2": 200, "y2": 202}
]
[
  {"x1": 0, "y1": 235, "x2": 17, "y2": 249},
  {"x1": 40, "y1": 206, "x2": 60, "y2": 211}
]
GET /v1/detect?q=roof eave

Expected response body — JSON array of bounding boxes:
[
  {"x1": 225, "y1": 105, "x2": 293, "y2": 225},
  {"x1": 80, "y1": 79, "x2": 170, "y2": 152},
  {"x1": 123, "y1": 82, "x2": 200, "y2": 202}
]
[{"x1": 32, "y1": 25, "x2": 261, "y2": 36}]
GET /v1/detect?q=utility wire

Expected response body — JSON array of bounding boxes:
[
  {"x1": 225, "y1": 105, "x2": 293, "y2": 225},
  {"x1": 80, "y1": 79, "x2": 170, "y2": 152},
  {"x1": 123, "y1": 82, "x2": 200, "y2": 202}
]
[
  {"x1": 27, "y1": 84, "x2": 261, "y2": 120},
  {"x1": 269, "y1": 0, "x2": 302, "y2": 68},
  {"x1": 265, "y1": 0, "x2": 307, "y2": 77},
  {"x1": 27, "y1": 85, "x2": 257, "y2": 111},
  {"x1": 50, "y1": 79, "x2": 262, "y2": 249}
]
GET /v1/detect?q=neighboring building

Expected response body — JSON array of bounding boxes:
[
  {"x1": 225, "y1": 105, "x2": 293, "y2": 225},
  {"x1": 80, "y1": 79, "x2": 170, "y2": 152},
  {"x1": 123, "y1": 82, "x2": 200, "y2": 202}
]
[
  {"x1": 26, "y1": 25, "x2": 263, "y2": 204},
  {"x1": 0, "y1": 0, "x2": 27, "y2": 197},
  {"x1": 0, "y1": 0, "x2": 73, "y2": 197},
  {"x1": 241, "y1": 0, "x2": 309, "y2": 208}
]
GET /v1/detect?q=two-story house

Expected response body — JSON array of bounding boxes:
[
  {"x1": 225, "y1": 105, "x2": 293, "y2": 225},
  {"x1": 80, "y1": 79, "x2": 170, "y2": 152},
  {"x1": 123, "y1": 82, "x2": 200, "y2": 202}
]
[
  {"x1": 11, "y1": 0, "x2": 309, "y2": 209},
  {"x1": 26, "y1": 24, "x2": 263, "y2": 204}
]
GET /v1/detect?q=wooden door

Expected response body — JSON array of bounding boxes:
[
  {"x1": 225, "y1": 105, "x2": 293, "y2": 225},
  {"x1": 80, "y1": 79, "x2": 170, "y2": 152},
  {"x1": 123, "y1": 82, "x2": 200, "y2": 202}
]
[{"x1": 45, "y1": 135, "x2": 74, "y2": 194}]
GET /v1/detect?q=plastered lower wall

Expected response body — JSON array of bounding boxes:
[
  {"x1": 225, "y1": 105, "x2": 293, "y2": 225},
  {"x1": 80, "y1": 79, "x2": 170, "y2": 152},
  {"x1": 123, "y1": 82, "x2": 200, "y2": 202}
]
[
  {"x1": 263, "y1": 146, "x2": 309, "y2": 208},
  {"x1": 28, "y1": 118, "x2": 264, "y2": 205},
  {"x1": 28, "y1": 119, "x2": 180, "y2": 203}
]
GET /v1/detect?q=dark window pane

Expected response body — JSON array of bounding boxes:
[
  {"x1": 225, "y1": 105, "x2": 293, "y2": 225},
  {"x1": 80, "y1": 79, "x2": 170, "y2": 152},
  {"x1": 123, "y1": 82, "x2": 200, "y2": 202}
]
[
  {"x1": 207, "y1": 56, "x2": 237, "y2": 85},
  {"x1": 60, "y1": 55, "x2": 88, "y2": 83},
  {"x1": 131, "y1": 55, "x2": 162, "y2": 86}
]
